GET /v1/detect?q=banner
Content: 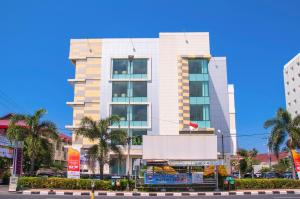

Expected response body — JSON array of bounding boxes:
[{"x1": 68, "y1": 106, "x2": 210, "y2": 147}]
[
  {"x1": 67, "y1": 146, "x2": 81, "y2": 179},
  {"x1": 291, "y1": 150, "x2": 300, "y2": 178},
  {"x1": 0, "y1": 147, "x2": 13, "y2": 158}
]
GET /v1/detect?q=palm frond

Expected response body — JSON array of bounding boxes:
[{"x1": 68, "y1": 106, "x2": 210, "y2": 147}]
[
  {"x1": 75, "y1": 117, "x2": 99, "y2": 140},
  {"x1": 38, "y1": 120, "x2": 59, "y2": 140}
]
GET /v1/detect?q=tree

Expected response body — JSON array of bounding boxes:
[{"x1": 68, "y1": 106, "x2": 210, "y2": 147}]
[
  {"x1": 272, "y1": 158, "x2": 291, "y2": 174},
  {"x1": 264, "y1": 108, "x2": 300, "y2": 179},
  {"x1": 7, "y1": 109, "x2": 59, "y2": 175},
  {"x1": 75, "y1": 116, "x2": 127, "y2": 180},
  {"x1": 238, "y1": 148, "x2": 258, "y2": 177}
]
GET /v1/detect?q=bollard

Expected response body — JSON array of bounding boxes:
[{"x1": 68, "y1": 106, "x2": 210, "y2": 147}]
[{"x1": 91, "y1": 180, "x2": 95, "y2": 199}]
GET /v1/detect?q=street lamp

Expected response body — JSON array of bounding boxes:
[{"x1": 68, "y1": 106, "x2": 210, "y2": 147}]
[
  {"x1": 217, "y1": 129, "x2": 224, "y2": 160},
  {"x1": 126, "y1": 55, "x2": 134, "y2": 190}
]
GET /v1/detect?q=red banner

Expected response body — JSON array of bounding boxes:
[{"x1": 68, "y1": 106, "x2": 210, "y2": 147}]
[
  {"x1": 291, "y1": 150, "x2": 300, "y2": 178},
  {"x1": 67, "y1": 146, "x2": 80, "y2": 178}
]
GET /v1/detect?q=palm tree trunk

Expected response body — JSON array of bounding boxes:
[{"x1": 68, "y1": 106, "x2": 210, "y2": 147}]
[
  {"x1": 29, "y1": 155, "x2": 35, "y2": 176},
  {"x1": 99, "y1": 160, "x2": 104, "y2": 180},
  {"x1": 289, "y1": 149, "x2": 297, "y2": 179}
]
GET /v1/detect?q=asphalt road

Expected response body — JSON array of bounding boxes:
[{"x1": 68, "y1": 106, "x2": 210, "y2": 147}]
[{"x1": 1, "y1": 193, "x2": 300, "y2": 199}]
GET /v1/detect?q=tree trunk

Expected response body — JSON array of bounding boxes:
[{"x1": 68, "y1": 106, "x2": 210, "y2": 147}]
[
  {"x1": 29, "y1": 155, "x2": 35, "y2": 176},
  {"x1": 99, "y1": 160, "x2": 104, "y2": 180},
  {"x1": 289, "y1": 149, "x2": 297, "y2": 179}
]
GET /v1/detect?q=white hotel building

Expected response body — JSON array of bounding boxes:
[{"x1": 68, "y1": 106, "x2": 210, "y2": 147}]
[
  {"x1": 284, "y1": 53, "x2": 300, "y2": 117},
  {"x1": 66, "y1": 32, "x2": 237, "y2": 176}
]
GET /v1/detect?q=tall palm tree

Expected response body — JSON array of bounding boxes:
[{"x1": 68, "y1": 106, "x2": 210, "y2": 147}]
[
  {"x1": 75, "y1": 116, "x2": 127, "y2": 180},
  {"x1": 264, "y1": 107, "x2": 300, "y2": 179},
  {"x1": 7, "y1": 109, "x2": 59, "y2": 175}
]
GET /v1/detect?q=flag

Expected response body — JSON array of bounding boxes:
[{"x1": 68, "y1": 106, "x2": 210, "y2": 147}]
[{"x1": 189, "y1": 122, "x2": 198, "y2": 130}]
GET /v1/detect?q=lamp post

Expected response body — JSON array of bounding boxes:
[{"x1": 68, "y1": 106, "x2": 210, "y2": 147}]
[
  {"x1": 126, "y1": 55, "x2": 134, "y2": 190},
  {"x1": 217, "y1": 129, "x2": 224, "y2": 160}
]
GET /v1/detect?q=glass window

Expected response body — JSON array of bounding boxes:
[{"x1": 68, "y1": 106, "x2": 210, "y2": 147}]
[
  {"x1": 132, "y1": 82, "x2": 147, "y2": 97},
  {"x1": 188, "y1": 59, "x2": 208, "y2": 74},
  {"x1": 110, "y1": 157, "x2": 126, "y2": 175},
  {"x1": 190, "y1": 105, "x2": 210, "y2": 121},
  {"x1": 132, "y1": 105, "x2": 147, "y2": 121},
  {"x1": 112, "y1": 82, "x2": 128, "y2": 98},
  {"x1": 111, "y1": 105, "x2": 127, "y2": 121},
  {"x1": 113, "y1": 59, "x2": 128, "y2": 75},
  {"x1": 189, "y1": 81, "x2": 209, "y2": 97},
  {"x1": 132, "y1": 130, "x2": 147, "y2": 145},
  {"x1": 132, "y1": 59, "x2": 147, "y2": 74}
]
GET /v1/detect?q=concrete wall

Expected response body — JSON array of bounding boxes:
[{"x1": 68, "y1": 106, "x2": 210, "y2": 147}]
[
  {"x1": 158, "y1": 32, "x2": 211, "y2": 135},
  {"x1": 209, "y1": 57, "x2": 236, "y2": 155}
]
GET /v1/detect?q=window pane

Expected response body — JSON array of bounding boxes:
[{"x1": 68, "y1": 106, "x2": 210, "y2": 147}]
[
  {"x1": 132, "y1": 130, "x2": 147, "y2": 145},
  {"x1": 110, "y1": 157, "x2": 126, "y2": 175},
  {"x1": 190, "y1": 105, "x2": 210, "y2": 121},
  {"x1": 133, "y1": 59, "x2": 147, "y2": 74},
  {"x1": 111, "y1": 105, "x2": 127, "y2": 121},
  {"x1": 188, "y1": 59, "x2": 208, "y2": 74},
  {"x1": 189, "y1": 81, "x2": 208, "y2": 97},
  {"x1": 132, "y1": 82, "x2": 147, "y2": 97},
  {"x1": 112, "y1": 82, "x2": 128, "y2": 97},
  {"x1": 132, "y1": 105, "x2": 147, "y2": 121},
  {"x1": 113, "y1": 59, "x2": 128, "y2": 74}
]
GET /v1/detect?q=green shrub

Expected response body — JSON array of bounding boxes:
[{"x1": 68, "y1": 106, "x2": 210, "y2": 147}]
[
  {"x1": 18, "y1": 177, "x2": 112, "y2": 190},
  {"x1": 235, "y1": 179, "x2": 300, "y2": 189}
]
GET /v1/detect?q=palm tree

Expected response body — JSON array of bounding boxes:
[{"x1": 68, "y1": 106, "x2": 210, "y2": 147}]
[
  {"x1": 264, "y1": 107, "x2": 300, "y2": 179},
  {"x1": 7, "y1": 109, "x2": 59, "y2": 175},
  {"x1": 75, "y1": 116, "x2": 127, "y2": 180}
]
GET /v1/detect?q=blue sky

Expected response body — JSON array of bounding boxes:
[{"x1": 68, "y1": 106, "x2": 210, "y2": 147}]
[{"x1": 0, "y1": 0, "x2": 299, "y2": 152}]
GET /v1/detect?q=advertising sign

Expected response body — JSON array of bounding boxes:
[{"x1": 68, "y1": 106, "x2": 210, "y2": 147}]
[
  {"x1": 291, "y1": 150, "x2": 300, "y2": 178},
  {"x1": 192, "y1": 172, "x2": 203, "y2": 184},
  {"x1": 144, "y1": 173, "x2": 190, "y2": 185},
  {"x1": 0, "y1": 147, "x2": 13, "y2": 158},
  {"x1": 67, "y1": 146, "x2": 81, "y2": 179}
]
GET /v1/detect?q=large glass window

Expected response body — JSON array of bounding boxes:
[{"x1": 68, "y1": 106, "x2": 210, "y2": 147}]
[
  {"x1": 189, "y1": 81, "x2": 209, "y2": 97},
  {"x1": 113, "y1": 59, "x2": 128, "y2": 75},
  {"x1": 190, "y1": 105, "x2": 210, "y2": 121},
  {"x1": 132, "y1": 105, "x2": 147, "y2": 121},
  {"x1": 132, "y1": 82, "x2": 147, "y2": 97},
  {"x1": 132, "y1": 130, "x2": 147, "y2": 145},
  {"x1": 112, "y1": 82, "x2": 128, "y2": 98},
  {"x1": 188, "y1": 59, "x2": 208, "y2": 74},
  {"x1": 110, "y1": 157, "x2": 126, "y2": 175},
  {"x1": 133, "y1": 59, "x2": 147, "y2": 74},
  {"x1": 111, "y1": 105, "x2": 127, "y2": 121}
]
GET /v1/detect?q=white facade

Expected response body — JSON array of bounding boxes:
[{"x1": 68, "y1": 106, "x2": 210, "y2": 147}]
[
  {"x1": 67, "y1": 32, "x2": 237, "y2": 175},
  {"x1": 284, "y1": 53, "x2": 300, "y2": 117}
]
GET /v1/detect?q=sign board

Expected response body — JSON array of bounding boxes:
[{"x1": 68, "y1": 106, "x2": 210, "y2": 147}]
[
  {"x1": 67, "y1": 145, "x2": 81, "y2": 179},
  {"x1": 0, "y1": 147, "x2": 13, "y2": 158},
  {"x1": 143, "y1": 135, "x2": 217, "y2": 160},
  {"x1": 144, "y1": 173, "x2": 204, "y2": 185},
  {"x1": 8, "y1": 176, "x2": 18, "y2": 192},
  {"x1": 168, "y1": 160, "x2": 223, "y2": 166},
  {"x1": 192, "y1": 172, "x2": 203, "y2": 184},
  {"x1": 292, "y1": 150, "x2": 300, "y2": 178}
]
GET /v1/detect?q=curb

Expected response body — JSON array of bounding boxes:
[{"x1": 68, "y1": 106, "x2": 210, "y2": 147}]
[{"x1": 18, "y1": 190, "x2": 300, "y2": 196}]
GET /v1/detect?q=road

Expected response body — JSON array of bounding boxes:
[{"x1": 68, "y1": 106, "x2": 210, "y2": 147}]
[{"x1": 1, "y1": 193, "x2": 300, "y2": 199}]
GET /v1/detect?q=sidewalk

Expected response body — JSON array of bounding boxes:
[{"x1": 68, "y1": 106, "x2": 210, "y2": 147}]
[{"x1": 17, "y1": 188, "x2": 300, "y2": 196}]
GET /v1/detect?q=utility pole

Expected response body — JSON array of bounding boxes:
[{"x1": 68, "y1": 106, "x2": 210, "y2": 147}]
[{"x1": 126, "y1": 55, "x2": 134, "y2": 190}]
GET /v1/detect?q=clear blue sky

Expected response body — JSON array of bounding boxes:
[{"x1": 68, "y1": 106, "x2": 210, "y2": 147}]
[{"x1": 0, "y1": 0, "x2": 299, "y2": 153}]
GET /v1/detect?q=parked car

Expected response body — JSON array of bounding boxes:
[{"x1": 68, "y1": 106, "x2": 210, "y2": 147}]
[
  {"x1": 261, "y1": 172, "x2": 281, "y2": 178},
  {"x1": 282, "y1": 172, "x2": 292, "y2": 179}
]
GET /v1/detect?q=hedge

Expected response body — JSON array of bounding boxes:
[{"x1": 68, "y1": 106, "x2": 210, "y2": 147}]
[
  {"x1": 235, "y1": 179, "x2": 300, "y2": 189},
  {"x1": 18, "y1": 177, "x2": 134, "y2": 190}
]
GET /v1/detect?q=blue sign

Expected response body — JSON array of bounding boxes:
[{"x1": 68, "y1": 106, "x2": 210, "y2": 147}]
[{"x1": 144, "y1": 173, "x2": 193, "y2": 185}]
